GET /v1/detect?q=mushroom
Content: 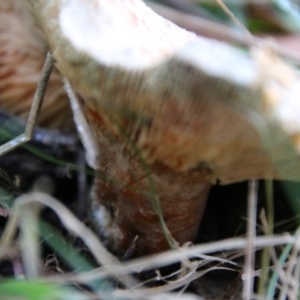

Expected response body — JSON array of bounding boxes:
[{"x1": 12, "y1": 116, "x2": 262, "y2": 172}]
[
  {"x1": 24, "y1": 0, "x2": 300, "y2": 256},
  {"x1": 0, "y1": 0, "x2": 73, "y2": 130}
]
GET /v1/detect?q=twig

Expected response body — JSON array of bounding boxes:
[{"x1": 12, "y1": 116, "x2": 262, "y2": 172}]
[
  {"x1": 0, "y1": 52, "x2": 54, "y2": 156},
  {"x1": 215, "y1": 0, "x2": 254, "y2": 44},
  {"x1": 63, "y1": 78, "x2": 99, "y2": 168},
  {"x1": 243, "y1": 180, "x2": 258, "y2": 299},
  {"x1": 47, "y1": 234, "x2": 297, "y2": 285}
]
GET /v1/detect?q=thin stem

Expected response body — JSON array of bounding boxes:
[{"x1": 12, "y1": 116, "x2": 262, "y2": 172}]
[
  {"x1": 0, "y1": 52, "x2": 54, "y2": 156},
  {"x1": 243, "y1": 180, "x2": 258, "y2": 300}
]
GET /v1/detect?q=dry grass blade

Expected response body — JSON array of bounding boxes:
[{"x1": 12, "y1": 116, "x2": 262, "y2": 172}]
[
  {"x1": 278, "y1": 230, "x2": 300, "y2": 300},
  {"x1": 19, "y1": 203, "x2": 42, "y2": 279},
  {"x1": 258, "y1": 180, "x2": 275, "y2": 296},
  {"x1": 9, "y1": 192, "x2": 137, "y2": 288},
  {"x1": 63, "y1": 78, "x2": 98, "y2": 168},
  {"x1": 0, "y1": 52, "x2": 54, "y2": 156},
  {"x1": 243, "y1": 180, "x2": 258, "y2": 299},
  {"x1": 215, "y1": 0, "x2": 254, "y2": 43},
  {"x1": 45, "y1": 234, "x2": 297, "y2": 286}
]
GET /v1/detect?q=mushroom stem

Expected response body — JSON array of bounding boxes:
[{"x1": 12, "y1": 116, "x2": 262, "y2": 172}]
[
  {"x1": 89, "y1": 115, "x2": 211, "y2": 254},
  {"x1": 92, "y1": 171, "x2": 211, "y2": 255}
]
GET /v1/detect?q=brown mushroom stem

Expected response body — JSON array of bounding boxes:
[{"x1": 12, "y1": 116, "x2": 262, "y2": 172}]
[
  {"x1": 92, "y1": 167, "x2": 210, "y2": 255},
  {"x1": 88, "y1": 108, "x2": 211, "y2": 255}
]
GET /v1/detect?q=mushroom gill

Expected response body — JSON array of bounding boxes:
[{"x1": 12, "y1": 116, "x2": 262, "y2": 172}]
[{"x1": 0, "y1": 0, "x2": 73, "y2": 130}]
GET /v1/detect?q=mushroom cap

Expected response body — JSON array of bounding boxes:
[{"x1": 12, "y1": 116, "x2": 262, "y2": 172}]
[
  {"x1": 28, "y1": 0, "x2": 300, "y2": 184},
  {"x1": 0, "y1": 0, "x2": 73, "y2": 130}
]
